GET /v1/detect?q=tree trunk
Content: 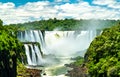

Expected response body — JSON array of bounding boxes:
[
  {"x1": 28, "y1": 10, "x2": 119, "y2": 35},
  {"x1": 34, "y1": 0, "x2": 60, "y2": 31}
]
[{"x1": 12, "y1": 55, "x2": 17, "y2": 77}]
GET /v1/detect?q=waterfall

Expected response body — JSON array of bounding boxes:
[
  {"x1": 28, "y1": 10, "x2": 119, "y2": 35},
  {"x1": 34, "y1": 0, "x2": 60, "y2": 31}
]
[
  {"x1": 17, "y1": 30, "x2": 45, "y2": 65},
  {"x1": 24, "y1": 44, "x2": 33, "y2": 65},
  {"x1": 17, "y1": 30, "x2": 102, "y2": 66},
  {"x1": 17, "y1": 30, "x2": 45, "y2": 50},
  {"x1": 24, "y1": 44, "x2": 43, "y2": 65},
  {"x1": 44, "y1": 30, "x2": 101, "y2": 57}
]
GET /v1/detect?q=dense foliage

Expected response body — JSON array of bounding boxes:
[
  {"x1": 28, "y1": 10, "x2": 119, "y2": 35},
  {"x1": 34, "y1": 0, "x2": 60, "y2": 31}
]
[
  {"x1": 72, "y1": 56, "x2": 84, "y2": 66},
  {"x1": 0, "y1": 20, "x2": 25, "y2": 77},
  {"x1": 85, "y1": 23, "x2": 120, "y2": 77},
  {"x1": 5, "y1": 19, "x2": 120, "y2": 31}
]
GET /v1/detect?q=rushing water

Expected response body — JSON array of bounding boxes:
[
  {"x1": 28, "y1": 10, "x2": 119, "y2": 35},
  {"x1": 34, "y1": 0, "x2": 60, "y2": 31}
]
[{"x1": 17, "y1": 30, "x2": 101, "y2": 77}]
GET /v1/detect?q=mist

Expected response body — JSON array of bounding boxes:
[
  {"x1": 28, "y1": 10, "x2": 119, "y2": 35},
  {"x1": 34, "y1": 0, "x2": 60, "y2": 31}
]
[{"x1": 45, "y1": 31, "x2": 96, "y2": 57}]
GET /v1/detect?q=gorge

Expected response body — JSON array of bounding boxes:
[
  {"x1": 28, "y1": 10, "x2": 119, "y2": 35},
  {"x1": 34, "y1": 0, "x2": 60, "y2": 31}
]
[{"x1": 17, "y1": 30, "x2": 102, "y2": 77}]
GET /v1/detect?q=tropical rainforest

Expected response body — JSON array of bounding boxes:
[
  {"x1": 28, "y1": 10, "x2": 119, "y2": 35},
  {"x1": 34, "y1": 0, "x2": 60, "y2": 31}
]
[{"x1": 0, "y1": 18, "x2": 120, "y2": 77}]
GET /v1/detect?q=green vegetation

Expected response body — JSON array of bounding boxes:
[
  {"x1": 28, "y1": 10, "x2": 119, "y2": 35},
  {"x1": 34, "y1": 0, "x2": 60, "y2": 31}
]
[
  {"x1": 17, "y1": 63, "x2": 28, "y2": 77},
  {"x1": 0, "y1": 20, "x2": 26, "y2": 77},
  {"x1": 72, "y1": 56, "x2": 84, "y2": 66},
  {"x1": 85, "y1": 23, "x2": 120, "y2": 77},
  {"x1": 5, "y1": 19, "x2": 120, "y2": 31}
]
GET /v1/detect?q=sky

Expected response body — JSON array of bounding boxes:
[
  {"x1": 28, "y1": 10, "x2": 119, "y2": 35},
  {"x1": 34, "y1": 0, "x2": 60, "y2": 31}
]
[{"x1": 0, "y1": 0, "x2": 120, "y2": 24}]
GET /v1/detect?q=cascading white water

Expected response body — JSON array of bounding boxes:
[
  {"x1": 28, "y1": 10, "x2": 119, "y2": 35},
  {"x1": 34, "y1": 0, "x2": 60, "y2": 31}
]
[
  {"x1": 17, "y1": 30, "x2": 101, "y2": 77},
  {"x1": 18, "y1": 30, "x2": 45, "y2": 65},
  {"x1": 24, "y1": 44, "x2": 33, "y2": 65},
  {"x1": 45, "y1": 30, "x2": 97, "y2": 57},
  {"x1": 24, "y1": 44, "x2": 43, "y2": 65},
  {"x1": 18, "y1": 30, "x2": 101, "y2": 64},
  {"x1": 18, "y1": 30, "x2": 45, "y2": 45}
]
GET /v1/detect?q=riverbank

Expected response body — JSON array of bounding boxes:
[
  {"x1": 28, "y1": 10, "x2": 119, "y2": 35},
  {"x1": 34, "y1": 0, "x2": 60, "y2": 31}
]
[
  {"x1": 65, "y1": 63, "x2": 88, "y2": 77},
  {"x1": 17, "y1": 68, "x2": 42, "y2": 77}
]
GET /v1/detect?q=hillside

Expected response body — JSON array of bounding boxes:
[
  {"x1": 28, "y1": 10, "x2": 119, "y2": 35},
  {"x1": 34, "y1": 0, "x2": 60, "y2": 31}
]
[{"x1": 84, "y1": 23, "x2": 120, "y2": 77}]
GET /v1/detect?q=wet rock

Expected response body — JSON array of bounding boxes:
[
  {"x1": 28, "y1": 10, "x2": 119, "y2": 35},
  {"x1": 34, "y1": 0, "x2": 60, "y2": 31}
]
[
  {"x1": 18, "y1": 68, "x2": 42, "y2": 77},
  {"x1": 66, "y1": 63, "x2": 89, "y2": 77},
  {"x1": 26, "y1": 68, "x2": 42, "y2": 77},
  {"x1": 43, "y1": 73, "x2": 46, "y2": 75}
]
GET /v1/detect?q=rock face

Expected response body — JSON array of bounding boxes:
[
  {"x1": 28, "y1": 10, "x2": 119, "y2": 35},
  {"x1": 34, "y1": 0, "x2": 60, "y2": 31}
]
[
  {"x1": 66, "y1": 64, "x2": 88, "y2": 77},
  {"x1": 18, "y1": 68, "x2": 42, "y2": 77},
  {"x1": 26, "y1": 69, "x2": 42, "y2": 77}
]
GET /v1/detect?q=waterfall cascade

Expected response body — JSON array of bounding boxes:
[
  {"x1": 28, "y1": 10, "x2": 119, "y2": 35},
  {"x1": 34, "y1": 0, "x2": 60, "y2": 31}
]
[
  {"x1": 17, "y1": 30, "x2": 102, "y2": 66},
  {"x1": 24, "y1": 44, "x2": 43, "y2": 65},
  {"x1": 17, "y1": 30, "x2": 45, "y2": 65}
]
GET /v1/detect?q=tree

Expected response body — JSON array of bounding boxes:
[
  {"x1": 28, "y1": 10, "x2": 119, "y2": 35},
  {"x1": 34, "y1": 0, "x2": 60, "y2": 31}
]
[
  {"x1": 0, "y1": 19, "x2": 3, "y2": 30},
  {"x1": 0, "y1": 19, "x2": 3, "y2": 26},
  {"x1": 0, "y1": 30, "x2": 24, "y2": 77}
]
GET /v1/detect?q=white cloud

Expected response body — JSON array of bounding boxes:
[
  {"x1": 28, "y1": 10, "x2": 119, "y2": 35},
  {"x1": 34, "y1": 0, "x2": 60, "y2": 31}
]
[
  {"x1": 0, "y1": 2, "x2": 15, "y2": 9},
  {"x1": 55, "y1": 0, "x2": 63, "y2": 2},
  {"x1": 54, "y1": 0, "x2": 70, "y2": 2},
  {"x1": 93, "y1": 0, "x2": 120, "y2": 9},
  {"x1": 92, "y1": 0, "x2": 115, "y2": 5},
  {"x1": 0, "y1": 1, "x2": 120, "y2": 24}
]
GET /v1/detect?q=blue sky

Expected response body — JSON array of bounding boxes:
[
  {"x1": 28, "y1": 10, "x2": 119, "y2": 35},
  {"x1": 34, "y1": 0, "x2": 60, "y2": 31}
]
[
  {"x1": 0, "y1": 0, "x2": 120, "y2": 24},
  {"x1": 1, "y1": 0, "x2": 42, "y2": 6},
  {"x1": 1, "y1": 0, "x2": 93, "y2": 6}
]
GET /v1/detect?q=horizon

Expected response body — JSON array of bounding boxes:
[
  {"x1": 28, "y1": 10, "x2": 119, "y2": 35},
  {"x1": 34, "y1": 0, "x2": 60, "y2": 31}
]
[{"x1": 3, "y1": 18, "x2": 119, "y2": 26}]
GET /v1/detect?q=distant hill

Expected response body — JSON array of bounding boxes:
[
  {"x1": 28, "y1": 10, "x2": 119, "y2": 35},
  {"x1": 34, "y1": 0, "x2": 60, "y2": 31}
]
[{"x1": 4, "y1": 19, "x2": 120, "y2": 31}]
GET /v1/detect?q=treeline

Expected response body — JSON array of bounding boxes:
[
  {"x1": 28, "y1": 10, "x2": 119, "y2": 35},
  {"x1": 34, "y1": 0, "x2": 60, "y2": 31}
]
[{"x1": 5, "y1": 18, "x2": 120, "y2": 31}]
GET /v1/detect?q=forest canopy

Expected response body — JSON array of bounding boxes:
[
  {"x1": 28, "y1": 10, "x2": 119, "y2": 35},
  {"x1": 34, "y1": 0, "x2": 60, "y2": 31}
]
[{"x1": 4, "y1": 19, "x2": 120, "y2": 31}]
